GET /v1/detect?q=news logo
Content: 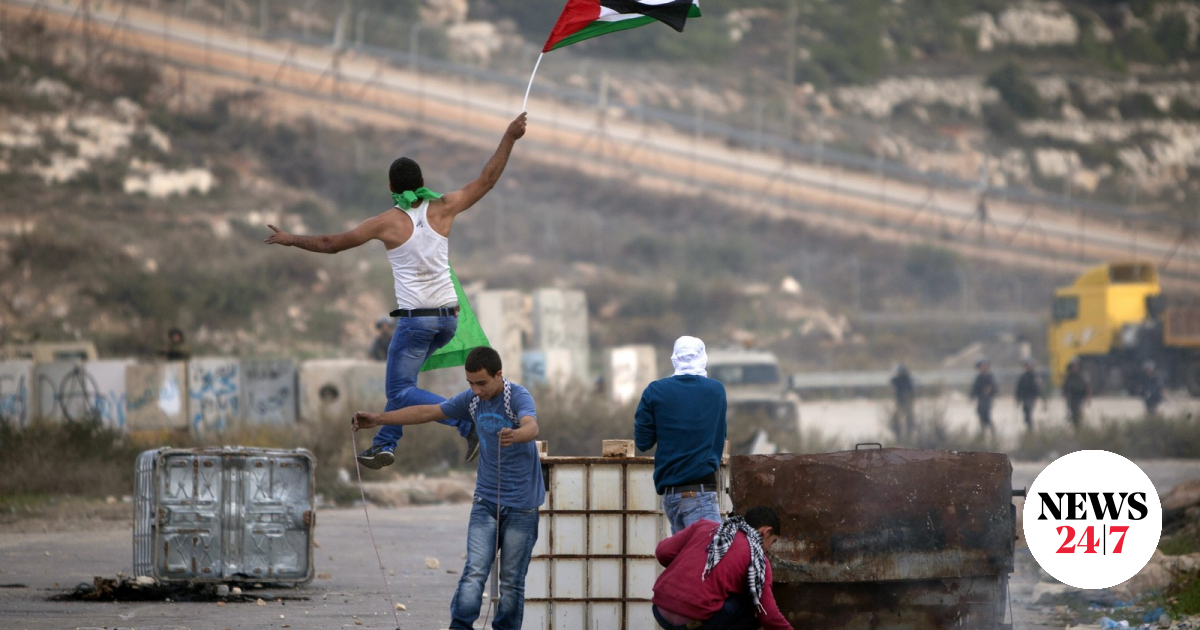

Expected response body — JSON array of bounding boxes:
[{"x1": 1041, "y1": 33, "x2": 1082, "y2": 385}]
[{"x1": 1023, "y1": 450, "x2": 1162, "y2": 589}]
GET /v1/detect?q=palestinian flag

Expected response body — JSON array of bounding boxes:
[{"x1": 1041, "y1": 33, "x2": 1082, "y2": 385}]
[
  {"x1": 421, "y1": 266, "x2": 491, "y2": 372},
  {"x1": 543, "y1": 0, "x2": 702, "y2": 53}
]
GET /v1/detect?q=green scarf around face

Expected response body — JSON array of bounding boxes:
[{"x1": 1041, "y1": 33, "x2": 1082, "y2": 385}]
[{"x1": 390, "y1": 187, "x2": 491, "y2": 371}]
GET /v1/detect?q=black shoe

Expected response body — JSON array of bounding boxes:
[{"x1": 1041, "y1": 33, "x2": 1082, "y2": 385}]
[
  {"x1": 465, "y1": 424, "x2": 480, "y2": 462},
  {"x1": 357, "y1": 444, "x2": 395, "y2": 470}
]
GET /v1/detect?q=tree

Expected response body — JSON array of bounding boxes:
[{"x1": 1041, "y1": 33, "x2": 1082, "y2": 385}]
[
  {"x1": 986, "y1": 61, "x2": 1045, "y2": 119},
  {"x1": 904, "y1": 244, "x2": 961, "y2": 303}
]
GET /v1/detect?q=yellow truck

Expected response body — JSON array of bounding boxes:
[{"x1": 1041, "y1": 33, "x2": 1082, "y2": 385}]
[{"x1": 1049, "y1": 261, "x2": 1200, "y2": 396}]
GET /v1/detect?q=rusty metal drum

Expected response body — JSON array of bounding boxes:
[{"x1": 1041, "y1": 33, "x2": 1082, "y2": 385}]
[{"x1": 729, "y1": 447, "x2": 1016, "y2": 630}]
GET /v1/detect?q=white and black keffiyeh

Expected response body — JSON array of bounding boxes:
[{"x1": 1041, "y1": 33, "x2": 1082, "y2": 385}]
[
  {"x1": 702, "y1": 516, "x2": 766, "y2": 611},
  {"x1": 468, "y1": 378, "x2": 517, "y2": 425}
]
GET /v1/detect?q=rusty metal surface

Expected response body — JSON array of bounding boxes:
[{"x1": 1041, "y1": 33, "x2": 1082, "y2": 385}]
[
  {"x1": 1165, "y1": 301, "x2": 1200, "y2": 346},
  {"x1": 775, "y1": 576, "x2": 1008, "y2": 630},
  {"x1": 730, "y1": 449, "x2": 1015, "y2": 630},
  {"x1": 133, "y1": 447, "x2": 316, "y2": 585},
  {"x1": 730, "y1": 448, "x2": 1014, "y2": 583}
]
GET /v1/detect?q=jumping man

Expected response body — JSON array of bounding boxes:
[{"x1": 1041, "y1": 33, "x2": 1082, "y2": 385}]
[{"x1": 266, "y1": 113, "x2": 528, "y2": 468}]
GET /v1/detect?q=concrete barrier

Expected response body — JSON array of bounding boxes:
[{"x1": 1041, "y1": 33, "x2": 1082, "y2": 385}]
[
  {"x1": 187, "y1": 358, "x2": 240, "y2": 433},
  {"x1": 346, "y1": 362, "x2": 388, "y2": 413},
  {"x1": 88, "y1": 360, "x2": 134, "y2": 429},
  {"x1": 473, "y1": 289, "x2": 527, "y2": 383},
  {"x1": 0, "y1": 360, "x2": 34, "y2": 427},
  {"x1": 299, "y1": 359, "x2": 360, "y2": 425},
  {"x1": 241, "y1": 359, "x2": 298, "y2": 425},
  {"x1": 125, "y1": 362, "x2": 188, "y2": 432},
  {"x1": 33, "y1": 361, "x2": 79, "y2": 422},
  {"x1": 605, "y1": 345, "x2": 657, "y2": 405}
]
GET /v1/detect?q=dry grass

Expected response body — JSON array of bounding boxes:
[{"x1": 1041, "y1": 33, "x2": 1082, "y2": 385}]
[{"x1": 0, "y1": 386, "x2": 648, "y2": 504}]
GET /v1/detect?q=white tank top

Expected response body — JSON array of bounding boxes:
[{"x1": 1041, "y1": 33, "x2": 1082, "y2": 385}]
[{"x1": 386, "y1": 202, "x2": 457, "y2": 310}]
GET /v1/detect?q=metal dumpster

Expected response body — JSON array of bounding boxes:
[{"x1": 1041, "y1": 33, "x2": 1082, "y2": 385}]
[
  {"x1": 729, "y1": 447, "x2": 1016, "y2": 630},
  {"x1": 133, "y1": 447, "x2": 316, "y2": 584}
]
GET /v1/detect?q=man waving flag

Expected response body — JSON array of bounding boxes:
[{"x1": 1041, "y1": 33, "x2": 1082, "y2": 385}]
[{"x1": 543, "y1": 0, "x2": 702, "y2": 53}]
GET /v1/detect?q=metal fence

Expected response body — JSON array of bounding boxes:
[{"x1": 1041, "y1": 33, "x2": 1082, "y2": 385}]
[{"x1": 10, "y1": 0, "x2": 1200, "y2": 281}]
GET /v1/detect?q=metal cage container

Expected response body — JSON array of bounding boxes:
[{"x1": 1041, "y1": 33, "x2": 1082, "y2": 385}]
[
  {"x1": 528, "y1": 454, "x2": 731, "y2": 630},
  {"x1": 133, "y1": 447, "x2": 316, "y2": 584}
]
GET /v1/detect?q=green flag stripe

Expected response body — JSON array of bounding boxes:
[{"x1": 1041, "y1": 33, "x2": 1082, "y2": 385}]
[
  {"x1": 420, "y1": 265, "x2": 491, "y2": 372},
  {"x1": 548, "y1": 5, "x2": 701, "y2": 52},
  {"x1": 548, "y1": 15, "x2": 656, "y2": 51}
]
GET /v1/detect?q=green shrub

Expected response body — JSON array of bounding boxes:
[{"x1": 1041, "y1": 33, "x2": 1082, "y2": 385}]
[
  {"x1": 1170, "y1": 97, "x2": 1200, "y2": 120},
  {"x1": 1009, "y1": 413, "x2": 1200, "y2": 461},
  {"x1": 1119, "y1": 26, "x2": 1169, "y2": 65},
  {"x1": 0, "y1": 419, "x2": 144, "y2": 497},
  {"x1": 1154, "y1": 10, "x2": 1193, "y2": 60},
  {"x1": 903, "y1": 243, "x2": 961, "y2": 303},
  {"x1": 982, "y1": 101, "x2": 1020, "y2": 137},
  {"x1": 1118, "y1": 92, "x2": 1166, "y2": 119},
  {"x1": 986, "y1": 61, "x2": 1045, "y2": 119}
]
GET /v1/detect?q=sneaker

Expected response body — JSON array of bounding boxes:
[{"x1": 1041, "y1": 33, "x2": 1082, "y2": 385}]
[
  {"x1": 356, "y1": 444, "x2": 395, "y2": 470},
  {"x1": 465, "y1": 424, "x2": 480, "y2": 462}
]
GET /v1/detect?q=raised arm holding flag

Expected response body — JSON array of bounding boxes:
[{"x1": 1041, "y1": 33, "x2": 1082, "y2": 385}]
[{"x1": 265, "y1": 113, "x2": 528, "y2": 468}]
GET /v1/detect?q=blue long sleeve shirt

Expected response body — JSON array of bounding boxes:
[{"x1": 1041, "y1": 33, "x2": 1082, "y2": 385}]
[{"x1": 634, "y1": 375, "x2": 727, "y2": 494}]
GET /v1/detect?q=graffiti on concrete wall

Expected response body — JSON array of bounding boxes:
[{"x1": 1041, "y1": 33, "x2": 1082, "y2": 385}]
[
  {"x1": 126, "y1": 363, "x2": 186, "y2": 431},
  {"x1": 35, "y1": 362, "x2": 101, "y2": 424},
  {"x1": 0, "y1": 361, "x2": 33, "y2": 427},
  {"x1": 87, "y1": 360, "x2": 132, "y2": 429},
  {"x1": 242, "y1": 359, "x2": 296, "y2": 425},
  {"x1": 188, "y1": 359, "x2": 240, "y2": 433}
]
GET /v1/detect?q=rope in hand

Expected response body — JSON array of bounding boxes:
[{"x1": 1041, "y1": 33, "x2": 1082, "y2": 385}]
[
  {"x1": 350, "y1": 424, "x2": 403, "y2": 630},
  {"x1": 480, "y1": 422, "x2": 502, "y2": 629}
]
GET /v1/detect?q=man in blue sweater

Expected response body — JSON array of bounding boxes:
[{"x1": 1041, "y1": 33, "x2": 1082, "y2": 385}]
[
  {"x1": 635, "y1": 336, "x2": 727, "y2": 534},
  {"x1": 353, "y1": 346, "x2": 542, "y2": 630}
]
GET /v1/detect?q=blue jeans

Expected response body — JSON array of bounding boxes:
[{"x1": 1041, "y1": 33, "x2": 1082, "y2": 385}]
[
  {"x1": 662, "y1": 491, "x2": 721, "y2": 535},
  {"x1": 450, "y1": 498, "x2": 539, "y2": 630},
  {"x1": 372, "y1": 315, "x2": 471, "y2": 449},
  {"x1": 654, "y1": 594, "x2": 757, "y2": 630}
]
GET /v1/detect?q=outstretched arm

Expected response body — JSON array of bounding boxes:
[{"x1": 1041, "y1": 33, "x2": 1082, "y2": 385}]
[
  {"x1": 438, "y1": 113, "x2": 527, "y2": 216},
  {"x1": 265, "y1": 214, "x2": 386, "y2": 254},
  {"x1": 353, "y1": 404, "x2": 449, "y2": 430},
  {"x1": 499, "y1": 416, "x2": 538, "y2": 447}
]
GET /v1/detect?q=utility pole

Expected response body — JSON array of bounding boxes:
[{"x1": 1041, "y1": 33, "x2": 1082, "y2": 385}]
[
  {"x1": 355, "y1": 9, "x2": 368, "y2": 48},
  {"x1": 409, "y1": 21, "x2": 422, "y2": 71},
  {"x1": 82, "y1": 0, "x2": 92, "y2": 73},
  {"x1": 783, "y1": 0, "x2": 799, "y2": 138}
]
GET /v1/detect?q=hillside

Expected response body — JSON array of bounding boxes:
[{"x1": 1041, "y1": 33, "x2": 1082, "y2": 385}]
[
  {"x1": 0, "y1": 15, "x2": 1074, "y2": 374},
  {"x1": 224, "y1": 0, "x2": 1200, "y2": 223}
]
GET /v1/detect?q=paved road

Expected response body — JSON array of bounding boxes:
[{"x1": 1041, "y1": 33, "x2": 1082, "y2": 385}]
[{"x1": 0, "y1": 504, "x2": 472, "y2": 630}]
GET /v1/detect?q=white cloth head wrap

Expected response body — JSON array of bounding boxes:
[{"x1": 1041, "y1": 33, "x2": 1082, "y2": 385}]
[{"x1": 671, "y1": 336, "x2": 708, "y2": 377}]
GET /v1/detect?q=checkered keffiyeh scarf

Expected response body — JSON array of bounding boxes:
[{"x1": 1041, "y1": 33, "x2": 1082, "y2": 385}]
[
  {"x1": 468, "y1": 378, "x2": 516, "y2": 425},
  {"x1": 702, "y1": 516, "x2": 766, "y2": 611}
]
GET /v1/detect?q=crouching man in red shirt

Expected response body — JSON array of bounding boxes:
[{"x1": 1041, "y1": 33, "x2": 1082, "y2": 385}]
[{"x1": 651, "y1": 506, "x2": 794, "y2": 630}]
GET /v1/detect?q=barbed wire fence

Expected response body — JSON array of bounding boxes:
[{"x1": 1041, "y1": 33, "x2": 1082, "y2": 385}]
[{"x1": 8, "y1": 0, "x2": 1200, "y2": 287}]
